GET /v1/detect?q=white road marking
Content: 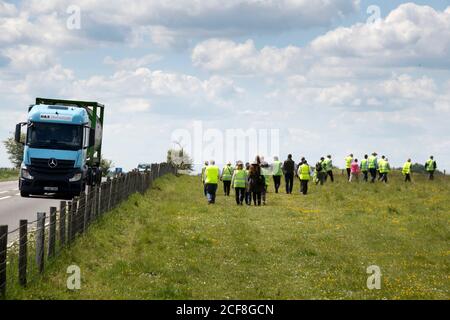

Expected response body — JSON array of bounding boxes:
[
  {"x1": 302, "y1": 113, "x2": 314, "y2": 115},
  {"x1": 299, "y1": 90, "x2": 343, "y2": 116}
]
[
  {"x1": 0, "y1": 191, "x2": 8, "y2": 194},
  {"x1": 15, "y1": 193, "x2": 20, "y2": 196},
  {"x1": 0, "y1": 196, "x2": 11, "y2": 201}
]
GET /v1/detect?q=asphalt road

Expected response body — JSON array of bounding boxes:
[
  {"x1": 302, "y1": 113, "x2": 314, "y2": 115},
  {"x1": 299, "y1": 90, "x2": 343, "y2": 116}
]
[{"x1": 0, "y1": 180, "x2": 61, "y2": 234}]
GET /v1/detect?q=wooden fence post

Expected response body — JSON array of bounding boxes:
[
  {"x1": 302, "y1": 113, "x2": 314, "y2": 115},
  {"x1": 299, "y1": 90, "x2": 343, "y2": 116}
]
[
  {"x1": 97, "y1": 185, "x2": 100, "y2": 217},
  {"x1": 59, "y1": 201, "x2": 66, "y2": 247},
  {"x1": 18, "y1": 220, "x2": 27, "y2": 287},
  {"x1": 70, "y1": 199, "x2": 77, "y2": 243},
  {"x1": 0, "y1": 225, "x2": 7, "y2": 297},
  {"x1": 79, "y1": 192, "x2": 86, "y2": 234},
  {"x1": 84, "y1": 190, "x2": 90, "y2": 231},
  {"x1": 67, "y1": 201, "x2": 72, "y2": 244},
  {"x1": 36, "y1": 212, "x2": 46, "y2": 274},
  {"x1": 100, "y1": 183, "x2": 105, "y2": 215},
  {"x1": 108, "y1": 180, "x2": 112, "y2": 211},
  {"x1": 48, "y1": 207, "x2": 57, "y2": 258},
  {"x1": 110, "y1": 179, "x2": 115, "y2": 208}
]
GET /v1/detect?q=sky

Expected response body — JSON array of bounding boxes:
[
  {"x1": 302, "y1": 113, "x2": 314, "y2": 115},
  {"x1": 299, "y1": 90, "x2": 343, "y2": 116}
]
[{"x1": 0, "y1": 0, "x2": 449, "y2": 172}]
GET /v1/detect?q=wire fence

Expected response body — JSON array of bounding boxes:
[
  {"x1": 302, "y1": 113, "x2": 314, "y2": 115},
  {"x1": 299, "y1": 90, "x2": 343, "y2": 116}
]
[{"x1": 0, "y1": 162, "x2": 176, "y2": 298}]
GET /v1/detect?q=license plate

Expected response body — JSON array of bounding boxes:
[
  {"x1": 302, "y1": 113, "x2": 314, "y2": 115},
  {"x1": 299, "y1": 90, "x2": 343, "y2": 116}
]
[{"x1": 44, "y1": 187, "x2": 59, "y2": 192}]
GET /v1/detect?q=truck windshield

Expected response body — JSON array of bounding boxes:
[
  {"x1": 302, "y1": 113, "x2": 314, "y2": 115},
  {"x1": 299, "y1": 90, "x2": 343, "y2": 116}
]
[{"x1": 27, "y1": 122, "x2": 83, "y2": 150}]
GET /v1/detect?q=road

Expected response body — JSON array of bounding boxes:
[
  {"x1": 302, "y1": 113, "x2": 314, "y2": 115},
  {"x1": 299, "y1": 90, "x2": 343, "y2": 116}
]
[{"x1": 0, "y1": 180, "x2": 61, "y2": 234}]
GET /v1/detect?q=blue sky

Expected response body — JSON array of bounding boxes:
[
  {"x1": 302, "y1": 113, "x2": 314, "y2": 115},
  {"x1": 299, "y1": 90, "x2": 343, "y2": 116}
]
[{"x1": 1, "y1": 0, "x2": 449, "y2": 171}]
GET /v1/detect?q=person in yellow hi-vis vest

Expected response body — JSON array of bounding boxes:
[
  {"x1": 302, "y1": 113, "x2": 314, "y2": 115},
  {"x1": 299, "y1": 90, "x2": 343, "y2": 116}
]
[
  {"x1": 201, "y1": 161, "x2": 209, "y2": 196},
  {"x1": 272, "y1": 156, "x2": 283, "y2": 193},
  {"x1": 425, "y1": 156, "x2": 437, "y2": 180},
  {"x1": 402, "y1": 159, "x2": 412, "y2": 183},
  {"x1": 345, "y1": 154, "x2": 353, "y2": 180},
  {"x1": 378, "y1": 155, "x2": 386, "y2": 181},
  {"x1": 360, "y1": 155, "x2": 369, "y2": 182},
  {"x1": 368, "y1": 152, "x2": 378, "y2": 183},
  {"x1": 231, "y1": 161, "x2": 247, "y2": 205},
  {"x1": 221, "y1": 162, "x2": 234, "y2": 197},
  {"x1": 380, "y1": 157, "x2": 390, "y2": 183},
  {"x1": 261, "y1": 161, "x2": 270, "y2": 205},
  {"x1": 205, "y1": 160, "x2": 220, "y2": 204},
  {"x1": 323, "y1": 155, "x2": 334, "y2": 183},
  {"x1": 297, "y1": 159, "x2": 311, "y2": 195}
]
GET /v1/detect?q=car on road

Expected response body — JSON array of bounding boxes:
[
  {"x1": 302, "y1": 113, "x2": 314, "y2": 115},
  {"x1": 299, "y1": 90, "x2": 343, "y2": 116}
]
[{"x1": 137, "y1": 163, "x2": 151, "y2": 172}]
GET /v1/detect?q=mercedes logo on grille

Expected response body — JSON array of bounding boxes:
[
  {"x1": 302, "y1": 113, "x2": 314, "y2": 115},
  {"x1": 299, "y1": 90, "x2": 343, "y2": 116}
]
[{"x1": 48, "y1": 158, "x2": 58, "y2": 168}]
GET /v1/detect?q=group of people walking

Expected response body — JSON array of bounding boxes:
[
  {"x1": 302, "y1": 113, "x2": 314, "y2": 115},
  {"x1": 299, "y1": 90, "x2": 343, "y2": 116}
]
[
  {"x1": 201, "y1": 156, "x2": 272, "y2": 206},
  {"x1": 201, "y1": 154, "x2": 439, "y2": 205},
  {"x1": 337, "y1": 153, "x2": 437, "y2": 184}
]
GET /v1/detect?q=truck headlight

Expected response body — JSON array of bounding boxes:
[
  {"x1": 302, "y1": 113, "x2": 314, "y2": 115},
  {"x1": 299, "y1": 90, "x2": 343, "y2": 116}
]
[
  {"x1": 21, "y1": 167, "x2": 34, "y2": 180},
  {"x1": 69, "y1": 173, "x2": 82, "y2": 182}
]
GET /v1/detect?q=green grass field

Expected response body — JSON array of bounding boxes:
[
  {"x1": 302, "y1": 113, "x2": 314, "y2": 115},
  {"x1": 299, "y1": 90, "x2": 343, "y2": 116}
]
[
  {"x1": 7, "y1": 172, "x2": 450, "y2": 300},
  {"x1": 0, "y1": 168, "x2": 19, "y2": 182}
]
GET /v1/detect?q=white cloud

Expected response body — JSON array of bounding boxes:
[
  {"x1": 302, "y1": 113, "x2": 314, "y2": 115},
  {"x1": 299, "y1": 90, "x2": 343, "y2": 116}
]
[
  {"x1": 192, "y1": 39, "x2": 304, "y2": 74},
  {"x1": 310, "y1": 3, "x2": 450, "y2": 68},
  {"x1": 64, "y1": 67, "x2": 244, "y2": 113},
  {"x1": 116, "y1": 98, "x2": 152, "y2": 112},
  {"x1": 103, "y1": 54, "x2": 162, "y2": 70},
  {"x1": 380, "y1": 74, "x2": 437, "y2": 100},
  {"x1": 192, "y1": 4, "x2": 450, "y2": 76},
  {"x1": 0, "y1": 0, "x2": 361, "y2": 51},
  {"x1": 1, "y1": 45, "x2": 55, "y2": 71},
  {"x1": 0, "y1": 0, "x2": 17, "y2": 16},
  {"x1": 1, "y1": 2, "x2": 450, "y2": 170}
]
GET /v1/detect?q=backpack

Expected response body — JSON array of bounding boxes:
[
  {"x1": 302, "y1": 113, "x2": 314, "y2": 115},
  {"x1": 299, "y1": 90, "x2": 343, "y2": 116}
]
[{"x1": 316, "y1": 162, "x2": 323, "y2": 172}]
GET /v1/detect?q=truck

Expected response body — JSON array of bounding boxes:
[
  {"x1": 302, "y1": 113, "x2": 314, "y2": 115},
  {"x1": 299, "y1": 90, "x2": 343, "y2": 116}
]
[{"x1": 15, "y1": 98, "x2": 105, "y2": 198}]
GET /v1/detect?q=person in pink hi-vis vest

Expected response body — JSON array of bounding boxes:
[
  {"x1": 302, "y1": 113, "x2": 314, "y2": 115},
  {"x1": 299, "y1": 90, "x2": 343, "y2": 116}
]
[{"x1": 349, "y1": 159, "x2": 360, "y2": 182}]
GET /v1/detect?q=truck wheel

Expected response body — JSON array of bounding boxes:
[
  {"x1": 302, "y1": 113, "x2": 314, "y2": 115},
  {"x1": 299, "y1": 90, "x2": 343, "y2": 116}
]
[{"x1": 20, "y1": 191, "x2": 30, "y2": 198}]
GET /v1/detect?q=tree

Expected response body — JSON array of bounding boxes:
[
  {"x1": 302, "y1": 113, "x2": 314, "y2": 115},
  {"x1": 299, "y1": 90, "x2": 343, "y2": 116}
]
[
  {"x1": 167, "y1": 148, "x2": 193, "y2": 172},
  {"x1": 3, "y1": 134, "x2": 25, "y2": 169},
  {"x1": 411, "y1": 162, "x2": 442, "y2": 175},
  {"x1": 100, "y1": 156, "x2": 113, "y2": 177}
]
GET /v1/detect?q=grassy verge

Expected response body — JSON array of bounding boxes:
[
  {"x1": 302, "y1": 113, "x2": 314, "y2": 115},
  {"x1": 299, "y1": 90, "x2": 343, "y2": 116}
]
[
  {"x1": 7, "y1": 172, "x2": 450, "y2": 299},
  {"x1": 0, "y1": 168, "x2": 19, "y2": 182}
]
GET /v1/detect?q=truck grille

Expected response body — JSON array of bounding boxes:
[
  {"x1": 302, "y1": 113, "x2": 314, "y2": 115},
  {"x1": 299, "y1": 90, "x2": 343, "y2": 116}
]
[{"x1": 30, "y1": 158, "x2": 75, "y2": 175}]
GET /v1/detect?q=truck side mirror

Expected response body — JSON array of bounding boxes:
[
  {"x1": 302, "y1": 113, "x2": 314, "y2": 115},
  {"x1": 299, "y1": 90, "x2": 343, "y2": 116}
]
[
  {"x1": 15, "y1": 123, "x2": 25, "y2": 144},
  {"x1": 89, "y1": 128, "x2": 96, "y2": 147}
]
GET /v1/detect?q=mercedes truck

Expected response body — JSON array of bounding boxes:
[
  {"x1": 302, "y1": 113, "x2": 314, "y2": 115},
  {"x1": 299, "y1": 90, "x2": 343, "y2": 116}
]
[{"x1": 15, "y1": 98, "x2": 105, "y2": 198}]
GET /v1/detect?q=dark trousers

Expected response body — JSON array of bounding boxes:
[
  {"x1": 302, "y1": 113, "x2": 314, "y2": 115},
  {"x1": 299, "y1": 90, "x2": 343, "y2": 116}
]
[
  {"x1": 205, "y1": 184, "x2": 218, "y2": 203},
  {"x1": 369, "y1": 168, "x2": 377, "y2": 183},
  {"x1": 223, "y1": 181, "x2": 231, "y2": 196},
  {"x1": 362, "y1": 171, "x2": 368, "y2": 182},
  {"x1": 346, "y1": 168, "x2": 351, "y2": 180},
  {"x1": 252, "y1": 192, "x2": 262, "y2": 206},
  {"x1": 315, "y1": 172, "x2": 325, "y2": 185},
  {"x1": 428, "y1": 171, "x2": 435, "y2": 180},
  {"x1": 235, "y1": 188, "x2": 245, "y2": 205},
  {"x1": 381, "y1": 173, "x2": 388, "y2": 183},
  {"x1": 325, "y1": 170, "x2": 334, "y2": 182},
  {"x1": 273, "y1": 175, "x2": 281, "y2": 193},
  {"x1": 203, "y1": 183, "x2": 207, "y2": 196},
  {"x1": 300, "y1": 180, "x2": 309, "y2": 195},
  {"x1": 262, "y1": 186, "x2": 267, "y2": 204},
  {"x1": 405, "y1": 174, "x2": 411, "y2": 182},
  {"x1": 285, "y1": 173, "x2": 294, "y2": 194},
  {"x1": 245, "y1": 191, "x2": 251, "y2": 205}
]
